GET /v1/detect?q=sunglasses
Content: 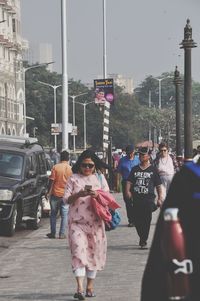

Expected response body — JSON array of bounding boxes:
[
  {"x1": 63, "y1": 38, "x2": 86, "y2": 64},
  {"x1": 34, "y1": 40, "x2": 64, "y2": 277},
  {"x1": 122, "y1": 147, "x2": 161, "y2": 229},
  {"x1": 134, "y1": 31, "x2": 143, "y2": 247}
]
[
  {"x1": 81, "y1": 163, "x2": 95, "y2": 169},
  {"x1": 160, "y1": 149, "x2": 167, "y2": 152}
]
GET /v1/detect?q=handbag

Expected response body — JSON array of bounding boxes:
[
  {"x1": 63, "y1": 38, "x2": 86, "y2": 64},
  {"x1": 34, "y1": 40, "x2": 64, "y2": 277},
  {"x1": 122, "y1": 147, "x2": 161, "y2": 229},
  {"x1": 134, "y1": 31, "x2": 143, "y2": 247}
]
[
  {"x1": 105, "y1": 208, "x2": 121, "y2": 231},
  {"x1": 95, "y1": 172, "x2": 121, "y2": 231}
]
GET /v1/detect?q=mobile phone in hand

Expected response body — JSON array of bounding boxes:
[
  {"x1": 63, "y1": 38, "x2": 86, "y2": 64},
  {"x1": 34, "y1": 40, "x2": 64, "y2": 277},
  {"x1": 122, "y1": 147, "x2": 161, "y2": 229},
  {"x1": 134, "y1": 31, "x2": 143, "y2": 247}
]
[{"x1": 84, "y1": 185, "x2": 92, "y2": 192}]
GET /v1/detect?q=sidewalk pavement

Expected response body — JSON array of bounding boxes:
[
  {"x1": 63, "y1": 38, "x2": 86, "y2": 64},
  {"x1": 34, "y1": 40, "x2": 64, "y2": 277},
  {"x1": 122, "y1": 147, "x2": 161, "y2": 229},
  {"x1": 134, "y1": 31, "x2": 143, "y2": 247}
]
[{"x1": 0, "y1": 193, "x2": 160, "y2": 301}]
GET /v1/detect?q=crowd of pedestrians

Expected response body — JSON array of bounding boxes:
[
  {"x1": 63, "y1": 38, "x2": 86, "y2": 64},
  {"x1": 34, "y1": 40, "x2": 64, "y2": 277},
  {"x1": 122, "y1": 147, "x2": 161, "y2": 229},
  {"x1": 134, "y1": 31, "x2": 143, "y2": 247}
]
[{"x1": 45, "y1": 141, "x2": 194, "y2": 300}]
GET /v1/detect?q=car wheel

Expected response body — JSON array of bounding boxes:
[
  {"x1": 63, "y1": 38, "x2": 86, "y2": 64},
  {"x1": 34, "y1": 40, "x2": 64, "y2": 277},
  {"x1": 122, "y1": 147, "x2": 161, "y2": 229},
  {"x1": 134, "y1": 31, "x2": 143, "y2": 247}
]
[
  {"x1": 3, "y1": 203, "x2": 17, "y2": 236},
  {"x1": 26, "y1": 201, "x2": 42, "y2": 230}
]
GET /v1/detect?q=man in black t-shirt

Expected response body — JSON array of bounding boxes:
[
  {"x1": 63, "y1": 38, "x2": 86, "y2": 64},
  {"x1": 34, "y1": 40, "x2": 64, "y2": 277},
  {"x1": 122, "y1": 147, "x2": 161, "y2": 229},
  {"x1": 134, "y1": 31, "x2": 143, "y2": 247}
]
[{"x1": 126, "y1": 147, "x2": 163, "y2": 248}]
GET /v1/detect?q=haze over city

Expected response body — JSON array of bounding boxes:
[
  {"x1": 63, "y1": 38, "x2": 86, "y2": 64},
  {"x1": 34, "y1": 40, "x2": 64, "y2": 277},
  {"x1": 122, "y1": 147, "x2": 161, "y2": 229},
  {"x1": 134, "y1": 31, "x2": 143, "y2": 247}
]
[{"x1": 21, "y1": 0, "x2": 200, "y2": 87}]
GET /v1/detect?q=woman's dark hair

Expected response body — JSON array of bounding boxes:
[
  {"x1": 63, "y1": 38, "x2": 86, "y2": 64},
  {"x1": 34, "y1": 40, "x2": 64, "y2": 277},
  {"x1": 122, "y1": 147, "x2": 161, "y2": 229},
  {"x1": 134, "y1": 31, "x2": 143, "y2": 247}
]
[
  {"x1": 159, "y1": 142, "x2": 168, "y2": 150},
  {"x1": 72, "y1": 149, "x2": 109, "y2": 173}
]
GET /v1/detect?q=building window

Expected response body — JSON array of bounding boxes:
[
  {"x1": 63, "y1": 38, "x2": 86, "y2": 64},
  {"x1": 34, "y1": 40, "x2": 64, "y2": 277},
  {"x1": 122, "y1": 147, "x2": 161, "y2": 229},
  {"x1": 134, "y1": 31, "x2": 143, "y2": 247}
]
[
  {"x1": 1, "y1": 127, "x2": 5, "y2": 135},
  {"x1": 12, "y1": 18, "x2": 16, "y2": 33}
]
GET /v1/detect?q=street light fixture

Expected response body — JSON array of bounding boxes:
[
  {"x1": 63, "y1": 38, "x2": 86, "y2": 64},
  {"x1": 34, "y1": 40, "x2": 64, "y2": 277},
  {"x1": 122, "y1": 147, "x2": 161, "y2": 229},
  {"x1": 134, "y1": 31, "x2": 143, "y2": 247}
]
[
  {"x1": 75, "y1": 100, "x2": 94, "y2": 150},
  {"x1": 152, "y1": 75, "x2": 172, "y2": 143},
  {"x1": 69, "y1": 92, "x2": 88, "y2": 152},
  {"x1": 23, "y1": 61, "x2": 54, "y2": 135},
  {"x1": 152, "y1": 75, "x2": 172, "y2": 109},
  {"x1": 38, "y1": 81, "x2": 62, "y2": 151}
]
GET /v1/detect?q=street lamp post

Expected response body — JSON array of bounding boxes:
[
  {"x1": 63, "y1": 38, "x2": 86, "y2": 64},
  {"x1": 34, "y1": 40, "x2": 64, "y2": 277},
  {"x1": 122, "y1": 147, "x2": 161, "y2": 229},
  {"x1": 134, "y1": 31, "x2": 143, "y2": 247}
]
[
  {"x1": 148, "y1": 90, "x2": 152, "y2": 143},
  {"x1": 23, "y1": 62, "x2": 54, "y2": 135},
  {"x1": 61, "y1": 0, "x2": 69, "y2": 151},
  {"x1": 69, "y1": 93, "x2": 88, "y2": 152},
  {"x1": 180, "y1": 19, "x2": 197, "y2": 161},
  {"x1": 38, "y1": 81, "x2": 62, "y2": 151},
  {"x1": 152, "y1": 76, "x2": 172, "y2": 109},
  {"x1": 75, "y1": 101, "x2": 94, "y2": 150},
  {"x1": 153, "y1": 75, "x2": 172, "y2": 143}
]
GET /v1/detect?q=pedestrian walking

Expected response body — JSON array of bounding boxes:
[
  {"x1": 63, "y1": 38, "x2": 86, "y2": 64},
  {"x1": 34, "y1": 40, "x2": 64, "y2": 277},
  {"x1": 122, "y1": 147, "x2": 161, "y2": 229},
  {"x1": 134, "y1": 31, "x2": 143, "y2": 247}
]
[
  {"x1": 50, "y1": 148, "x2": 60, "y2": 165},
  {"x1": 63, "y1": 149, "x2": 119, "y2": 300},
  {"x1": 125, "y1": 147, "x2": 163, "y2": 248},
  {"x1": 141, "y1": 160, "x2": 200, "y2": 301},
  {"x1": 193, "y1": 144, "x2": 200, "y2": 163},
  {"x1": 153, "y1": 142, "x2": 179, "y2": 199},
  {"x1": 117, "y1": 144, "x2": 140, "y2": 227},
  {"x1": 46, "y1": 150, "x2": 72, "y2": 239}
]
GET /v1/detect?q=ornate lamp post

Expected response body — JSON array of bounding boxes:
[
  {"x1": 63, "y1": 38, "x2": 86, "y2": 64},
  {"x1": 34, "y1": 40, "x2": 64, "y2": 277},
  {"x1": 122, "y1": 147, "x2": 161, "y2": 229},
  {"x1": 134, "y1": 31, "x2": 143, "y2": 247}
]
[
  {"x1": 180, "y1": 19, "x2": 197, "y2": 161},
  {"x1": 173, "y1": 66, "x2": 182, "y2": 163}
]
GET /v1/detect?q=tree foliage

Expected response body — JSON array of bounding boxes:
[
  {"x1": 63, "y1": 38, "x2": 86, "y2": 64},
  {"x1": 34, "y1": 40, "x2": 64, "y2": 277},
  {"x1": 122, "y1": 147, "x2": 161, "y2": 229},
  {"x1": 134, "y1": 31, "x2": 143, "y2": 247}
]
[{"x1": 25, "y1": 64, "x2": 200, "y2": 152}]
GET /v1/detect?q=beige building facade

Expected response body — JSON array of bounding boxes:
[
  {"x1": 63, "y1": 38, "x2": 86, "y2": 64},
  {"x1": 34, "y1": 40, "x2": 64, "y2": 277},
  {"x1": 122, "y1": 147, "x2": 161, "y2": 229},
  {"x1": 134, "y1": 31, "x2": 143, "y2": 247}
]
[{"x1": 0, "y1": 0, "x2": 27, "y2": 136}]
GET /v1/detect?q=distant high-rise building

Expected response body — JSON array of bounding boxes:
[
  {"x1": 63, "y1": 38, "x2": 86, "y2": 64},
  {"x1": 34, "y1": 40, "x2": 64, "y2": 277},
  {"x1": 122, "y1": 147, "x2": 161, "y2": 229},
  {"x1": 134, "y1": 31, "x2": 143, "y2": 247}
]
[
  {"x1": 23, "y1": 41, "x2": 37, "y2": 65},
  {"x1": 109, "y1": 74, "x2": 134, "y2": 94},
  {"x1": 39, "y1": 43, "x2": 53, "y2": 72}
]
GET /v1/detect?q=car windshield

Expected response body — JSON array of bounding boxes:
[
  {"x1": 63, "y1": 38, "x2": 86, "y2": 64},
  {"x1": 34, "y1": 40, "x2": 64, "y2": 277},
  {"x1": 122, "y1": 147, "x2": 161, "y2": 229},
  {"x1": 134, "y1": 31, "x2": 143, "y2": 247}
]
[{"x1": 0, "y1": 152, "x2": 24, "y2": 179}]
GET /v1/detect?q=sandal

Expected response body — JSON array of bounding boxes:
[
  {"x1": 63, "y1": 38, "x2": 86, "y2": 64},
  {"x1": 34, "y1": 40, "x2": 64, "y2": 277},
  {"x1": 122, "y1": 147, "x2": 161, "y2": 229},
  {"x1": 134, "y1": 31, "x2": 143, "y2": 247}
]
[
  {"x1": 86, "y1": 289, "x2": 96, "y2": 297},
  {"x1": 73, "y1": 292, "x2": 85, "y2": 300}
]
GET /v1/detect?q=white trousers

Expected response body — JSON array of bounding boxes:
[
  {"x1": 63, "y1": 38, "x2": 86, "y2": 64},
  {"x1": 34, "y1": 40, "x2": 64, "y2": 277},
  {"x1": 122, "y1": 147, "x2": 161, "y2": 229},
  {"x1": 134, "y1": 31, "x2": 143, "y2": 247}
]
[{"x1": 74, "y1": 267, "x2": 97, "y2": 279}]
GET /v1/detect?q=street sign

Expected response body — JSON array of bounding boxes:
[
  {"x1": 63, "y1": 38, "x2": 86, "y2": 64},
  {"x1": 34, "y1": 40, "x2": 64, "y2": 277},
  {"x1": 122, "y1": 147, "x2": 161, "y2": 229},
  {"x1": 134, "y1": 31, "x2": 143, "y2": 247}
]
[
  {"x1": 51, "y1": 123, "x2": 73, "y2": 135},
  {"x1": 51, "y1": 123, "x2": 62, "y2": 135}
]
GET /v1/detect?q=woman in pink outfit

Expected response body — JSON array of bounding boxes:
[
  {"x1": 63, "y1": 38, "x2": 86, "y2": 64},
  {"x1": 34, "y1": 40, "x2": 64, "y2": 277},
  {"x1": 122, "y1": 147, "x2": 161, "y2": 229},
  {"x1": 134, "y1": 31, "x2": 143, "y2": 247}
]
[{"x1": 63, "y1": 150, "x2": 110, "y2": 300}]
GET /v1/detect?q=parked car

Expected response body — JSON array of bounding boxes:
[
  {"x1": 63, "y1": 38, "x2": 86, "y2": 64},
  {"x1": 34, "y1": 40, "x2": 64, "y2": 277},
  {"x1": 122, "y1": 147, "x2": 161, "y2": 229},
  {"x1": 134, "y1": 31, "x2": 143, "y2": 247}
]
[{"x1": 0, "y1": 135, "x2": 50, "y2": 236}]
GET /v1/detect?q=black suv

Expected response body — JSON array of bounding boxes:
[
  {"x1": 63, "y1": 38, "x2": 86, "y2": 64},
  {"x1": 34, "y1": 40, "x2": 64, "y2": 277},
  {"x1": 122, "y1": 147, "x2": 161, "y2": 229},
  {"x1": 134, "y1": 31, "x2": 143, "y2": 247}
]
[{"x1": 0, "y1": 136, "x2": 50, "y2": 236}]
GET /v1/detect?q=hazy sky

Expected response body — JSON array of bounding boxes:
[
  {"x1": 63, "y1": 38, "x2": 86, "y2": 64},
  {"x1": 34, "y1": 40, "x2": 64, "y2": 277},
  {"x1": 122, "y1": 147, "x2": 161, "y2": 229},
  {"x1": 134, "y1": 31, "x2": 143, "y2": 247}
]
[{"x1": 21, "y1": 0, "x2": 200, "y2": 87}]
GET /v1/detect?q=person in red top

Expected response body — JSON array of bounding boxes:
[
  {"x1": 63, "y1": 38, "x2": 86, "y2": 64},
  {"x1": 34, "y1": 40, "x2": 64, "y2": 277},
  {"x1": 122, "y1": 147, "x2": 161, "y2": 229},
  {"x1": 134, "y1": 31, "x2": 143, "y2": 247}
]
[{"x1": 46, "y1": 150, "x2": 72, "y2": 239}]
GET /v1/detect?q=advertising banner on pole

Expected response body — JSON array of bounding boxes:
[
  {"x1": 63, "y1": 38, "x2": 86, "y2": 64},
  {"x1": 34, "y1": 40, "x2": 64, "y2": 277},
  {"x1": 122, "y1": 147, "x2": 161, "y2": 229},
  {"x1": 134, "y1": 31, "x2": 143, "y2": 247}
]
[
  {"x1": 51, "y1": 123, "x2": 62, "y2": 135},
  {"x1": 94, "y1": 78, "x2": 114, "y2": 105}
]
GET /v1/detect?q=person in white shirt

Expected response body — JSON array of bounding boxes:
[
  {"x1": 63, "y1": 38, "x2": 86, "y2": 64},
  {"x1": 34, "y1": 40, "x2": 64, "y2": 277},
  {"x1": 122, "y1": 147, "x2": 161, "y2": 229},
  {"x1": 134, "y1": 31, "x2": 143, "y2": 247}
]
[{"x1": 153, "y1": 142, "x2": 179, "y2": 199}]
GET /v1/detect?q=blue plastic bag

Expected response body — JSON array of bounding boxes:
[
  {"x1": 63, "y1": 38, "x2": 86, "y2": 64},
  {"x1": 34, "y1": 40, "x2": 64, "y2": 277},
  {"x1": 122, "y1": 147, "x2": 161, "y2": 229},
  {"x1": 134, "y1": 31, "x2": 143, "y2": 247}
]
[{"x1": 105, "y1": 209, "x2": 121, "y2": 231}]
